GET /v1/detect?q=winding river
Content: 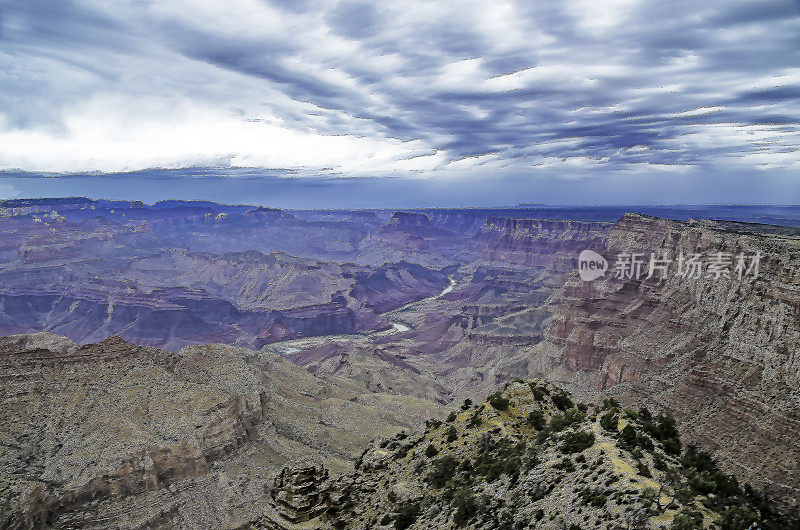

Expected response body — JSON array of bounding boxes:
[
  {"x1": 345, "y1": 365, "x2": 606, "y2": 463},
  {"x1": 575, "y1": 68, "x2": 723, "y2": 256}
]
[{"x1": 268, "y1": 276, "x2": 457, "y2": 355}]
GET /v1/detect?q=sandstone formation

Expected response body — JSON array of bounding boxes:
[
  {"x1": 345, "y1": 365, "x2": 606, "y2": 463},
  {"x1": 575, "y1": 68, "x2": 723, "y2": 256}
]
[
  {"x1": 0, "y1": 334, "x2": 442, "y2": 529},
  {"x1": 3, "y1": 198, "x2": 800, "y2": 525},
  {"x1": 538, "y1": 213, "x2": 800, "y2": 511}
]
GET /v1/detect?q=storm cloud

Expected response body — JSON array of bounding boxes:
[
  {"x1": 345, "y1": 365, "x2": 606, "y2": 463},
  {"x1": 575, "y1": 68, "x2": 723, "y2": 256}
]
[{"x1": 0, "y1": 0, "x2": 798, "y2": 203}]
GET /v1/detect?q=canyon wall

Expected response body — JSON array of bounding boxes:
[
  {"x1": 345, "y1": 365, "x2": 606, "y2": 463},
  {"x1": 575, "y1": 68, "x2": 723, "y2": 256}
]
[
  {"x1": 544, "y1": 213, "x2": 800, "y2": 509},
  {"x1": 470, "y1": 217, "x2": 612, "y2": 269}
]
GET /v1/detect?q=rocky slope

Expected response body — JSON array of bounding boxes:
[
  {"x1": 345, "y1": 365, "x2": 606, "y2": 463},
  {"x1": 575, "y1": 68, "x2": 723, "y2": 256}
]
[
  {"x1": 0, "y1": 333, "x2": 442, "y2": 529},
  {"x1": 535, "y1": 213, "x2": 800, "y2": 511},
  {"x1": 258, "y1": 381, "x2": 794, "y2": 529}
]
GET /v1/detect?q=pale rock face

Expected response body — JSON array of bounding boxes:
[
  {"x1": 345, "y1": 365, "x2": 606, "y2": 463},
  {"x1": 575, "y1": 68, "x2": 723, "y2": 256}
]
[{"x1": 0, "y1": 335, "x2": 443, "y2": 529}]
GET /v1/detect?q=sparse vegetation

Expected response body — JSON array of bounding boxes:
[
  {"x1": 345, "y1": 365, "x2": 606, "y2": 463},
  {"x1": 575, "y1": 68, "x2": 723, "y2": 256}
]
[
  {"x1": 393, "y1": 501, "x2": 421, "y2": 530},
  {"x1": 329, "y1": 380, "x2": 797, "y2": 529},
  {"x1": 488, "y1": 391, "x2": 510, "y2": 411}
]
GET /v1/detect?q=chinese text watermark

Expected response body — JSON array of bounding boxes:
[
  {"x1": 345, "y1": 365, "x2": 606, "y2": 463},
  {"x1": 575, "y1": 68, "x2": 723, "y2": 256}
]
[{"x1": 578, "y1": 250, "x2": 761, "y2": 282}]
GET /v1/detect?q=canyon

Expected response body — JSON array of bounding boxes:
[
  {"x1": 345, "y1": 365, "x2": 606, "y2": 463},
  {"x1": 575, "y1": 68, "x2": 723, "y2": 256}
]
[{"x1": 1, "y1": 199, "x2": 800, "y2": 528}]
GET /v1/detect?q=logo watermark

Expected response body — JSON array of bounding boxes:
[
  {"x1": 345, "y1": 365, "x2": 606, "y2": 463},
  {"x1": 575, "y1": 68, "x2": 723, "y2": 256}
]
[
  {"x1": 577, "y1": 250, "x2": 761, "y2": 281},
  {"x1": 578, "y1": 250, "x2": 609, "y2": 281}
]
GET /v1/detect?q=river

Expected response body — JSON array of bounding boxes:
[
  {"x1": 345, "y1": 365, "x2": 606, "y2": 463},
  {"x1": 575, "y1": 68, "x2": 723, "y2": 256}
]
[{"x1": 267, "y1": 276, "x2": 457, "y2": 355}]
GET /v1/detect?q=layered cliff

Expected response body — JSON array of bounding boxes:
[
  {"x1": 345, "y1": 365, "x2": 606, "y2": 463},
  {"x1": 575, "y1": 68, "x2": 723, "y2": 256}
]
[
  {"x1": 0, "y1": 207, "x2": 448, "y2": 351},
  {"x1": 0, "y1": 334, "x2": 443, "y2": 529},
  {"x1": 470, "y1": 217, "x2": 612, "y2": 269},
  {"x1": 543, "y1": 213, "x2": 800, "y2": 511}
]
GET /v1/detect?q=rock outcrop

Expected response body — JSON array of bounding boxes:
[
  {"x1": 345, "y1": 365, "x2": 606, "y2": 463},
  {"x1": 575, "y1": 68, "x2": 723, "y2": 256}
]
[
  {"x1": 267, "y1": 463, "x2": 347, "y2": 525},
  {"x1": 263, "y1": 381, "x2": 794, "y2": 529}
]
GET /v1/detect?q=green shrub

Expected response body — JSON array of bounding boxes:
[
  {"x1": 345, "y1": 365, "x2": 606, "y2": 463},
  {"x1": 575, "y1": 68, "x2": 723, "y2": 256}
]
[
  {"x1": 653, "y1": 453, "x2": 668, "y2": 471},
  {"x1": 720, "y1": 505, "x2": 759, "y2": 530},
  {"x1": 551, "y1": 390, "x2": 574, "y2": 411},
  {"x1": 560, "y1": 431, "x2": 595, "y2": 454},
  {"x1": 447, "y1": 411, "x2": 458, "y2": 422},
  {"x1": 474, "y1": 437, "x2": 525, "y2": 482},
  {"x1": 554, "y1": 457, "x2": 576, "y2": 472},
  {"x1": 426, "y1": 418, "x2": 442, "y2": 430},
  {"x1": 446, "y1": 426, "x2": 458, "y2": 443},
  {"x1": 452, "y1": 488, "x2": 479, "y2": 527},
  {"x1": 488, "y1": 391, "x2": 510, "y2": 411},
  {"x1": 394, "y1": 502, "x2": 421, "y2": 530},
  {"x1": 528, "y1": 409, "x2": 546, "y2": 430},
  {"x1": 394, "y1": 444, "x2": 410, "y2": 459},
  {"x1": 530, "y1": 383, "x2": 549, "y2": 401},
  {"x1": 643, "y1": 412, "x2": 679, "y2": 441},
  {"x1": 550, "y1": 408, "x2": 586, "y2": 432},
  {"x1": 619, "y1": 424, "x2": 638, "y2": 449},
  {"x1": 461, "y1": 399, "x2": 472, "y2": 410},
  {"x1": 662, "y1": 436, "x2": 681, "y2": 456},
  {"x1": 524, "y1": 446, "x2": 540, "y2": 470},
  {"x1": 427, "y1": 456, "x2": 459, "y2": 488},
  {"x1": 578, "y1": 487, "x2": 608, "y2": 508},
  {"x1": 600, "y1": 411, "x2": 618, "y2": 432},
  {"x1": 601, "y1": 397, "x2": 620, "y2": 411},
  {"x1": 425, "y1": 444, "x2": 439, "y2": 458},
  {"x1": 682, "y1": 445, "x2": 716, "y2": 473},
  {"x1": 670, "y1": 507, "x2": 703, "y2": 530},
  {"x1": 549, "y1": 412, "x2": 568, "y2": 432}
]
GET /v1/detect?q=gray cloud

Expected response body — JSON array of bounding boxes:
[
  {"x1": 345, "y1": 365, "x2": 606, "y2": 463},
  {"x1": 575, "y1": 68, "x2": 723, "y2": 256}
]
[{"x1": 0, "y1": 0, "x2": 798, "y2": 202}]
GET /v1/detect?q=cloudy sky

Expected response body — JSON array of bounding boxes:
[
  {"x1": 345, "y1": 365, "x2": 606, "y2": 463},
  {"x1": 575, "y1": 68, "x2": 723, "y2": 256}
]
[{"x1": 0, "y1": 0, "x2": 798, "y2": 206}]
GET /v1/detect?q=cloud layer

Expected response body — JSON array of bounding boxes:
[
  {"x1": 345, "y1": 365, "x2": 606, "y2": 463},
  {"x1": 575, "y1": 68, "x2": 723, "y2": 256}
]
[{"x1": 0, "y1": 0, "x2": 798, "y2": 200}]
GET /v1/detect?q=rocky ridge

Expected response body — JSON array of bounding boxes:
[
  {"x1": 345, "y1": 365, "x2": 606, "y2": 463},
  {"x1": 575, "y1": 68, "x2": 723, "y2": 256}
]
[{"x1": 258, "y1": 381, "x2": 795, "y2": 529}]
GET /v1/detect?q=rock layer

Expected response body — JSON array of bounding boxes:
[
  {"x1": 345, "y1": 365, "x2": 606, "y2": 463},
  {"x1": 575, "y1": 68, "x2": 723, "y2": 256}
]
[{"x1": 544, "y1": 213, "x2": 800, "y2": 510}]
